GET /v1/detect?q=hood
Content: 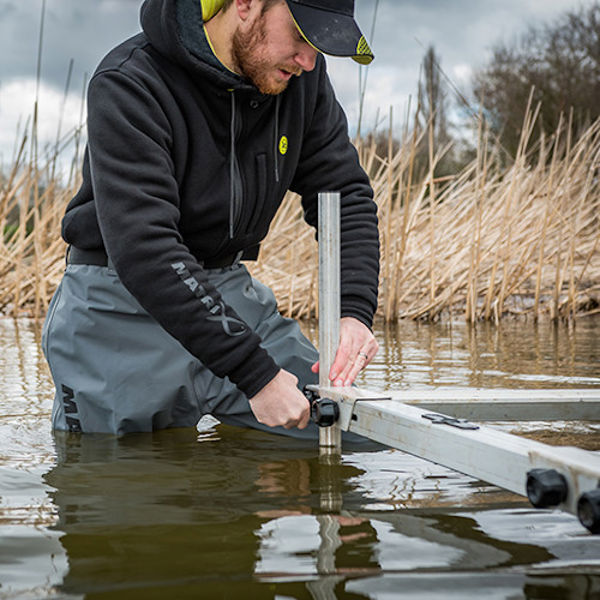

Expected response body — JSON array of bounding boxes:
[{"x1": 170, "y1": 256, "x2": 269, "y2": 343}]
[
  {"x1": 140, "y1": 0, "x2": 254, "y2": 92},
  {"x1": 140, "y1": 0, "x2": 283, "y2": 241}
]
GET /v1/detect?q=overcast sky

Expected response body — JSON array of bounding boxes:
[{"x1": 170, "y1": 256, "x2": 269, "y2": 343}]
[{"x1": 0, "y1": 0, "x2": 595, "y2": 172}]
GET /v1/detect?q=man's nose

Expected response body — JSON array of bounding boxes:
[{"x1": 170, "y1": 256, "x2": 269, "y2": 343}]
[{"x1": 294, "y1": 43, "x2": 318, "y2": 72}]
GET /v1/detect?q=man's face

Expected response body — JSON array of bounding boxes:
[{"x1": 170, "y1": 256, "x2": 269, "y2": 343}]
[{"x1": 232, "y1": 0, "x2": 319, "y2": 95}]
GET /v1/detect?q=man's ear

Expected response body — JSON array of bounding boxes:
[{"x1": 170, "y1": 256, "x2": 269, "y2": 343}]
[{"x1": 234, "y1": 0, "x2": 254, "y2": 21}]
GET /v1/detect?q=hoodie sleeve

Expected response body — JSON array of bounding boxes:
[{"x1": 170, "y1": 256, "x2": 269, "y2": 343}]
[
  {"x1": 290, "y1": 58, "x2": 380, "y2": 329},
  {"x1": 86, "y1": 69, "x2": 280, "y2": 398}
]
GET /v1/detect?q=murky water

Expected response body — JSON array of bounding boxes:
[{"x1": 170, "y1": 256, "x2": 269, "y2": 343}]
[{"x1": 1, "y1": 317, "x2": 599, "y2": 599}]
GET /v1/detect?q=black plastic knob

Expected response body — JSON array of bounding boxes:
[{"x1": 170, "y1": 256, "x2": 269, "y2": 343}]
[
  {"x1": 577, "y1": 490, "x2": 600, "y2": 534},
  {"x1": 310, "y1": 398, "x2": 340, "y2": 428},
  {"x1": 526, "y1": 468, "x2": 568, "y2": 508}
]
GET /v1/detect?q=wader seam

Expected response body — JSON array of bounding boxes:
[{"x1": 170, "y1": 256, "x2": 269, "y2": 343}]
[{"x1": 41, "y1": 280, "x2": 64, "y2": 370}]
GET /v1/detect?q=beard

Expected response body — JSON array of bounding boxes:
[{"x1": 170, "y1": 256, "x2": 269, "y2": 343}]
[{"x1": 232, "y1": 17, "x2": 300, "y2": 95}]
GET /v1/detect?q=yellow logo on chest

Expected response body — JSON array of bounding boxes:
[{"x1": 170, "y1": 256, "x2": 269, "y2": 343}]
[{"x1": 279, "y1": 135, "x2": 288, "y2": 155}]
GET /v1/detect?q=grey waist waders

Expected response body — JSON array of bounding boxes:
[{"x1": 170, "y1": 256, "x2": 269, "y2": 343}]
[{"x1": 42, "y1": 261, "x2": 321, "y2": 438}]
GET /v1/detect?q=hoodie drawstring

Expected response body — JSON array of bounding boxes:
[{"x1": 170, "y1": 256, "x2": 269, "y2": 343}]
[
  {"x1": 229, "y1": 91, "x2": 236, "y2": 239},
  {"x1": 273, "y1": 94, "x2": 281, "y2": 184}
]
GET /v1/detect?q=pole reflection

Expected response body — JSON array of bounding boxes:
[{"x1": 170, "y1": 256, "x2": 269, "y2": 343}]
[
  {"x1": 3, "y1": 318, "x2": 597, "y2": 598},
  {"x1": 42, "y1": 417, "x2": 566, "y2": 599},
  {"x1": 44, "y1": 424, "x2": 379, "y2": 598}
]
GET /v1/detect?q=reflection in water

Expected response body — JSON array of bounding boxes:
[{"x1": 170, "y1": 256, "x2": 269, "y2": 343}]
[
  {"x1": 44, "y1": 426, "x2": 379, "y2": 598},
  {"x1": 1, "y1": 317, "x2": 600, "y2": 598},
  {"x1": 42, "y1": 424, "x2": 570, "y2": 599}
]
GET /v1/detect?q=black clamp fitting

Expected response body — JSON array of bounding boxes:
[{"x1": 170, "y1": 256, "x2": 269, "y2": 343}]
[
  {"x1": 577, "y1": 489, "x2": 600, "y2": 534},
  {"x1": 526, "y1": 468, "x2": 568, "y2": 508},
  {"x1": 303, "y1": 386, "x2": 340, "y2": 428}
]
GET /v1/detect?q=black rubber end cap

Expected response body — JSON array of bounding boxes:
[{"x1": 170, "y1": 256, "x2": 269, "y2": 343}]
[
  {"x1": 578, "y1": 490, "x2": 600, "y2": 534},
  {"x1": 526, "y1": 468, "x2": 568, "y2": 508}
]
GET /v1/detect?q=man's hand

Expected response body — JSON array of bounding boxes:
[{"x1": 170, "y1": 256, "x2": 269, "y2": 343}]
[
  {"x1": 311, "y1": 317, "x2": 378, "y2": 386},
  {"x1": 249, "y1": 369, "x2": 311, "y2": 430}
]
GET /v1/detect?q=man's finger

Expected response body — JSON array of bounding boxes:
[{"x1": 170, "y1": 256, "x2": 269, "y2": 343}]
[
  {"x1": 329, "y1": 344, "x2": 351, "y2": 382},
  {"x1": 249, "y1": 369, "x2": 312, "y2": 430},
  {"x1": 336, "y1": 341, "x2": 378, "y2": 386},
  {"x1": 347, "y1": 354, "x2": 366, "y2": 385},
  {"x1": 297, "y1": 406, "x2": 310, "y2": 429},
  {"x1": 333, "y1": 343, "x2": 366, "y2": 385},
  {"x1": 338, "y1": 351, "x2": 367, "y2": 386}
]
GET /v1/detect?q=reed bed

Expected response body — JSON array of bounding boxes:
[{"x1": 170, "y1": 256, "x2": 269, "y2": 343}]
[
  {"x1": 1, "y1": 115, "x2": 599, "y2": 322},
  {"x1": 251, "y1": 115, "x2": 600, "y2": 322},
  {"x1": 0, "y1": 140, "x2": 80, "y2": 318}
]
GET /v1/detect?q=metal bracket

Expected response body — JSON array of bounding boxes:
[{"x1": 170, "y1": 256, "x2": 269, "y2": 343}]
[
  {"x1": 306, "y1": 384, "x2": 391, "y2": 431},
  {"x1": 422, "y1": 412, "x2": 480, "y2": 430}
]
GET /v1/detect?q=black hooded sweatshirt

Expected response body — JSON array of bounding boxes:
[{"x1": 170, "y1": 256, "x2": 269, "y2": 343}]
[{"x1": 61, "y1": 0, "x2": 380, "y2": 399}]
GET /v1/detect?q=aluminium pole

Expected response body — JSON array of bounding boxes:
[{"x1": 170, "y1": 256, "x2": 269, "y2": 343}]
[{"x1": 318, "y1": 192, "x2": 342, "y2": 452}]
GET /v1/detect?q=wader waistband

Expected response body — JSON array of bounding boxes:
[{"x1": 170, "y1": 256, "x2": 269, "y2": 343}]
[{"x1": 66, "y1": 246, "x2": 243, "y2": 269}]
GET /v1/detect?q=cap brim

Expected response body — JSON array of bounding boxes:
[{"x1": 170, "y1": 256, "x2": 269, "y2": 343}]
[{"x1": 286, "y1": 2, "x2": 374, "y2": 65}]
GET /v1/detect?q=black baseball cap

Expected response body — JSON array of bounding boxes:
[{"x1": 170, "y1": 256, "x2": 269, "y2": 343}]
[{"x1": 284, "y1": 0, "x2": 374, "y2": 65}]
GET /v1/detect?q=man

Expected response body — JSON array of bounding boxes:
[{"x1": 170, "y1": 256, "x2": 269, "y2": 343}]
[{"x1": 42, "y1": 0, "x2": 380, "y2": 437}]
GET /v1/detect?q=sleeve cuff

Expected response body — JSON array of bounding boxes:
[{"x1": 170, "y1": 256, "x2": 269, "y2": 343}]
[
  {"x1": 341, "y1": 294, "x2": 376, "y2": 330},
  {"x1": 227, "y1": 345, "x2": 281, "y2": 398}
]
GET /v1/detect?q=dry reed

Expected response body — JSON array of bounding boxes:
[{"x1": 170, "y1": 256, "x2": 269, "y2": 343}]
[
  {"x1": 252, "y1": 113, "x2": 600, "y2": 323},
  {"x1": 1, "y1": 112, "x2": 599, "y2": 322}
]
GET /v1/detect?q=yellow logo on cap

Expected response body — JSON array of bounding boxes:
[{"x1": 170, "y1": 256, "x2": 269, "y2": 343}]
[
  {"x1": 355, "y1": 36, "x2": 374, "y2": 65},
  {"x1": 279, "y1": 135, "x2": 288, "y2": 155}
]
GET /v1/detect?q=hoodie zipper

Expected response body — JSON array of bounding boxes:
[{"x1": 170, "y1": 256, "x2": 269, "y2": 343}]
[{"x1": 229, "y1": 91, "x2": 282, "y2": 238}]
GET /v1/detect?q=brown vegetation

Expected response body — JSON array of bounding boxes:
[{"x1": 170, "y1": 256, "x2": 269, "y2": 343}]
[
  {"x1": 1, "y1": 112, "x2": 599, "y2": 322},
  {"x1": 252, "y1": 110, "x2": 600, "y2": 322}
]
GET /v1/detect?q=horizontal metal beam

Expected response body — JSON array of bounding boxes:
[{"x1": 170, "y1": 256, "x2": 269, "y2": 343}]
[
  {"x1": 390, "y1": 388, "x2": 600, "y2": 421},
  {"x1": 310, "y1": 385, "x2": 600, "y2": 528}
]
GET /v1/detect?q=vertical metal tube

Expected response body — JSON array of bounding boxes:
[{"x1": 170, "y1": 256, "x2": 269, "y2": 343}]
[{"x1": 318, "y1": 192, "x2": 342, "y2": 451}]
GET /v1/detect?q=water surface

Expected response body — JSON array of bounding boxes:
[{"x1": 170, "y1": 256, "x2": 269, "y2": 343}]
[{"x1": 1, "y1": 317, "x2": 599, "y2": 599}]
